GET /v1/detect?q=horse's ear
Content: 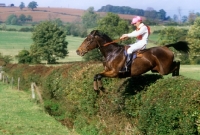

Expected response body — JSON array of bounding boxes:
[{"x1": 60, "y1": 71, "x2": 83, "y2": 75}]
[{"x1": 92, "y1": 30, "x2": 97, "y2": 36}]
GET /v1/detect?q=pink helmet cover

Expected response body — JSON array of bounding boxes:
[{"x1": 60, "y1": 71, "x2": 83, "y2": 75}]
[{"x1": 131, "y1": 16, "x2": 142, "y2": 24}]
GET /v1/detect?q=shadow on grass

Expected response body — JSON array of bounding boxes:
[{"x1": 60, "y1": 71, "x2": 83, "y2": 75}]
[{"x1": 118, "y1": 74, "x2": 163, "y2": 95}]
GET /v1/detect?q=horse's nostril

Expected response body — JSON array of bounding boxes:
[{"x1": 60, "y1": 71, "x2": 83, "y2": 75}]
[{"x1": 76, "y1": 50, "x2": 80, "y2": 55}]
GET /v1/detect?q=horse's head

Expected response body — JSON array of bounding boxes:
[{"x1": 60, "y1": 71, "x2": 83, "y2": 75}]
[
  {"x1": 76, "y1": 30, "x2": 112, "y2": 56},
  {"x1": 76, "y1": 30, "x2": 100, "y2": 56}
]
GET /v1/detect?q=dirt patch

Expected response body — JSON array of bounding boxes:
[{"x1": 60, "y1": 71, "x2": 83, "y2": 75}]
[{"x1": 0, "y1": 7, "x2": 136, "y2": 23}]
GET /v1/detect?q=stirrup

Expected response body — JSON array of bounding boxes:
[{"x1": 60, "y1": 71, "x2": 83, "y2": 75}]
[{"x1": 119, "y1": 67, "x2": 129, "y2": 73}]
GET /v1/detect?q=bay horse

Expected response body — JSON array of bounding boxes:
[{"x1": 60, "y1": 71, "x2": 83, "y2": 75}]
[{"x1": 76, "y1": 30, "x2": 189, "y2": 93}]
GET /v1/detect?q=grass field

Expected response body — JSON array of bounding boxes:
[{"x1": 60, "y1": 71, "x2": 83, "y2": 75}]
[
  {"x1": 164, "y1": 65, "x2": 200, "y2": 81},
  {"x1": 178, "y1": 65, "x2": 200, "y2": 80},
  {"x1": 0, "y1": 31, "x2": 84, "y2": 62},
  {"x1": 0, "y1": 82, "x2": 79, "y2": 135}
]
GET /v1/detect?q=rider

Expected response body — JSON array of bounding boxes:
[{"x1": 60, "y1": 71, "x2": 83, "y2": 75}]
[{"x1": 119, "y1": 16, "x2": 150, "y2": 73}]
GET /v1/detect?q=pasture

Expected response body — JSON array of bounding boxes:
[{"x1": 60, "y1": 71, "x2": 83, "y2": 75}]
[{"x1": 0, "y1": 30, "x2": 84, "y2": 62}]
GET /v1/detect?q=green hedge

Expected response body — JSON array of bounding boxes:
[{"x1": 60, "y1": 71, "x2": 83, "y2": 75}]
[{"x1": 3, "y1": 62, "x2": 200, "y2": 135}]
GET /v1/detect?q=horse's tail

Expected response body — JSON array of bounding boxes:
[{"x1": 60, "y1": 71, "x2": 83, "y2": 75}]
[{"x1": 165, "y1": 41, "x2": 189, "y2": 53}]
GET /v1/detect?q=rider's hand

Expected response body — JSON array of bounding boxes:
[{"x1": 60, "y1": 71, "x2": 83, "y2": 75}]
[{"x1": 120, "y1": 34, "x2": 128, "y2": 40}]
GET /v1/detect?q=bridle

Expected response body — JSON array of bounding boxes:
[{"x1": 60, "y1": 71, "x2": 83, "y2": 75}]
[{"x1": 81, "y1": 30, "x2": 126, "y2": 53}]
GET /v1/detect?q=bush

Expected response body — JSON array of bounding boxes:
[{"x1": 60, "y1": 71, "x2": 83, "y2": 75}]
[
  {"x1": 15, "y1": 50, "x2": 32, "y2": 64},
  {"x1": 19, "y1": 27, "x2": 34, "y2": 32},
  {"x1": 6, "y1": 28, "x2": 17, "y2": 31},
  {"x1": 193, "y1": 56, "x2": 200, "y2": 64},
  {"x1": 138, "y1": 77, "x2": 200, "y2": 134}
]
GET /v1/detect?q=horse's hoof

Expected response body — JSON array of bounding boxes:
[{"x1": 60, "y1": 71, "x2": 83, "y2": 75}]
[
  {"x1": 94, "y1": 90, "x2": 100, "y2": 95},
  {"x1": 99, "y1": 87, "x2": 108, "y2": 94}
]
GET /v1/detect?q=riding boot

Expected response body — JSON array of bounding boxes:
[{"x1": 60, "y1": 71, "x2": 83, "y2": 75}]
[{"x1": 119, "y1": 54, "x2": 132, "y2": 73}]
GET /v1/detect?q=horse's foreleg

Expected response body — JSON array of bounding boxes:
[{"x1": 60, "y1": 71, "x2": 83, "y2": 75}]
[
  {"x1": 96, "y1": 74, "x2": 106, "y2": 92},
  {"x1": 94, "y1": 74, "x2": 105, "y2": 93},
  {"x1": 93, "y1": 75, "x2": 100, "y2": 94}
]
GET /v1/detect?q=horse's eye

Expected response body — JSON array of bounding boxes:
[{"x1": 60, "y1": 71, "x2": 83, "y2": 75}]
[{"x1": 86, "y1": 38, "x2": 90, "y2": 41}]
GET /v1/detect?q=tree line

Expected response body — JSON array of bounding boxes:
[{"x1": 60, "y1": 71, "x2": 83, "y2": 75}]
[
  {"x1": 97, "y1": 5, "x2": 200, "y2": 24},
  {"x1": 6, "y1": 14, "x2": 32, "y2": 25},
  {"x1": 98, "y1": 5, "x2": 169, "y2": 21},
  {"x1": 19, "y1": 1, "x2": 38, "y2": 11}
]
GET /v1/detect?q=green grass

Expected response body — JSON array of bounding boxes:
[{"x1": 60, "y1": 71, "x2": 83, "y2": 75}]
[
  {"x1": 0, "y1": 24, "x2": 33, "y2": 30},
  {"x1": 0, "y1": 31, "x2": 84, "y2": 62},
  {"x1": 160, "y1": 65, "x2": 200, "y2": 81},
  {"x1": 179, "y1": 65, "x2": 200, "y2": 80},
  {"x1": 0, "y1": 82, "x2": 77, "y2": 135},
  {"x1": 149, "y1": 25, "x2": 190, "y2": 32}
]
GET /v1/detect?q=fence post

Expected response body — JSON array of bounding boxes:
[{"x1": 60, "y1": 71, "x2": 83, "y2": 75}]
[
  {"x1": 3, "y1": 74, "x2": 4, "y2": 83},
  {"x1": 0, "y1": 71, "x2": 2, "y2": 81},
  {"x1": 18, "y1": 77, "x2": 20, "y2": 90},
  {"x1": 11, "y1": 77, "x2": 14, "y2": 89},
  {"x1": 32, "y1": 82, "x2": 43, "y2": 104},
  {"x1": 31, "y1": 82, "x2": 36, "y2": 99}
]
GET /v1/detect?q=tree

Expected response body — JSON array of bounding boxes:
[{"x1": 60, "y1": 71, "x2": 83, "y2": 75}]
[
  {"x1": 11, "y1": 17, "x2": 18, "y2": 25},
  {"x1": 26, "y1": 15, "x2": 32, "y2": 21},
  {"x1": 97, "y1": 12, "x2": 129, "y2": 39},
  {"x1": 144, "y1": 10, "x2": 157, "y2": 20},
  {"x1": 28, "y1": 1, "x2": 38, "y2": 11},
  {"x1": 81, "y1": 7, "x2": 100, "y2": 28},
  {"x1": 158, "y1": 27, "x2": 188, "y2": 60},
  {"x1": 16, "y1": 50, "x2": 32, "y2": 63},
  {"x1": 188, "y1": 12, "x2": 196, "y2": 24},
  {"x1": 6, "y1": 14, "x2": 18, "y2": 25},
  {"x1": 177, "y1": 7, "x2": 182, "y2": 23},
  {"x1": 173, "y1": 14, "x2": 178, "y2": 22},
  {"x1": 158, "y1": 27, "x2": 188, "y2": 45},
  {"x1": 157, "y1": 9, "x2": 166, "y2": 20},
  {"x1": 52, "y1": 18, "x2": 64, "y2": 28},
  {"x1": 0, "y1": 53, "x2": 12, "y2": 65},
  {"x1": 182, "y1": 16, "x2": 188, "y2": 23},
  {"x1": 19, "y1": 2, "x2": 25, "y2": 10},
  {"x1": 19, "y1": 14, "x2": 26, "y2": 22},
  {"x1": 186, "y1": 17, "x2": 200, "y2": 62},
  {"x1": 30, "y1": 21, "x2": 68, "y2": 64}
]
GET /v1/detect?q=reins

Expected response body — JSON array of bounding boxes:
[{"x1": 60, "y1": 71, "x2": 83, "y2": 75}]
[{"x1": 103, "y1": 38, "x2": 128, "y2": 46}]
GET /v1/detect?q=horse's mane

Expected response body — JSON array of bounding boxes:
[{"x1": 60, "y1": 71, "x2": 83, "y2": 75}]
[{"x1": 90, "y1": 30, "x2": 113, "y2": 42}]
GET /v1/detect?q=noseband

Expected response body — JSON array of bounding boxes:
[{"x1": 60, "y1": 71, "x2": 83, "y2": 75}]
[{"x1": 81, "y1": 34, "x2": 102, "y2": 53}]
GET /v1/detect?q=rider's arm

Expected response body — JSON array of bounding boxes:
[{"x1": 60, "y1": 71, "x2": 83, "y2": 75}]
[{"x1": 127, "y1": 26, "x2": 147, "y2": 38}]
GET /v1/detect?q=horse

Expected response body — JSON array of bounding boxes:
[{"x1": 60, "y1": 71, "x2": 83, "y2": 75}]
[{"x1": 76, "y1": 30, "x2": 189, "y2": 94}]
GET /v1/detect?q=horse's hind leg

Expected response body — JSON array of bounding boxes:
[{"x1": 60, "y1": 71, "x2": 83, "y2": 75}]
[{"x1": 172, "y1": 61, "x2": 180, "y2": 76}]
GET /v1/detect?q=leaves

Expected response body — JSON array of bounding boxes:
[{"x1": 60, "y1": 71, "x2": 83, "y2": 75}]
[
  {"x1": 30, "y1": 21, "x2": 68, "y2": 64},
  {"x1": 187, "y1": 17, "x2": 200, "y2": 59}
]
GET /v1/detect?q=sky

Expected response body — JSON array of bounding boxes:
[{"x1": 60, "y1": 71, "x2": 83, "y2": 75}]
[{"x1": 3, "y1": 0, "x2": 200, "y2": 17}]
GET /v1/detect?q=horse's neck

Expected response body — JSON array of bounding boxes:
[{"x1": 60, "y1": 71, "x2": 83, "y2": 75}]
[{"x1": 100, "y1": 44, "x2": 124, "y2": 58}]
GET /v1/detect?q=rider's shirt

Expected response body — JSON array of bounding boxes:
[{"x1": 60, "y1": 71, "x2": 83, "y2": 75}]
[{"x1": 127, "y1": 23, "x2": 150, "y2": 42}]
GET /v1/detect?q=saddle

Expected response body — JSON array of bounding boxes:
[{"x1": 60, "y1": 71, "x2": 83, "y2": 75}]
[
  {"x1": 119, "y1": 46, "x2": 145, "y2": 73},
  {"x1": 124, "y1": 45, "x2": 143, "y2": 59}
]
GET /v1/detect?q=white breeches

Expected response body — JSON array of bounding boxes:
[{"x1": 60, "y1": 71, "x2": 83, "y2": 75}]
[{"x1": 127, "y1": 40, "x2": 147, "y2": 54}]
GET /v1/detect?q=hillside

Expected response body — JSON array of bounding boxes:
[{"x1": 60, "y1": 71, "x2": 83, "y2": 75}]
[{"x1": 0, "y1": 7, "x2": 135, "y2": 23}]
